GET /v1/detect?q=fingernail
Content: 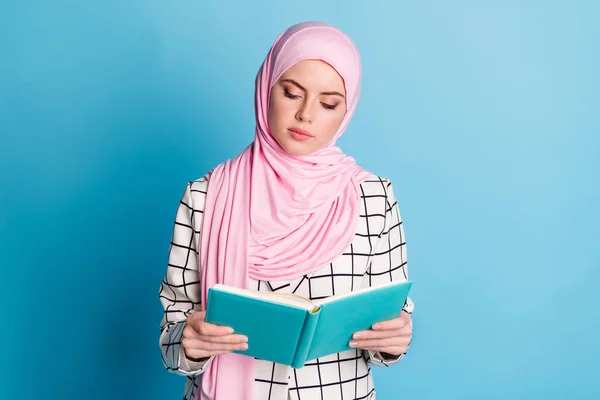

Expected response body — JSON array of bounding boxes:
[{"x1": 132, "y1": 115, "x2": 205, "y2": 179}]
[
  {"x1": 227, "y1": 328, "x2": 235, "y2": 334},
  {"x1": 349, "y1": 341, "x2": 357, "y2": 347},
  {"x1": 353, "y1": 333, "x2": 361, "y2": 340},
  {"x1": 240, "y1": 343, "x2": 248, "y2": 350},
  {"x1": 241, "y1": 336, "x2": 248, "y2": 343},
  {"x1": 372, "y1": 324, "x2": 381, "y2": 330}
]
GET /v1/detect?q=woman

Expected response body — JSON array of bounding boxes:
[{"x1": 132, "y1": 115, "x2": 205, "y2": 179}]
[{"x1": 159, "y1": 21, "x2": 414, "y2": 400}]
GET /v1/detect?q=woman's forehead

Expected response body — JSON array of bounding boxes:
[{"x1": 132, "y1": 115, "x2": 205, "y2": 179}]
[{"x1": 277, "y1": 60, "x2": 345, "y2": 92}]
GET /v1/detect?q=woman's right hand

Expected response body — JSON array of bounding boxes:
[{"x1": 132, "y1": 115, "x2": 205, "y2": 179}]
[{"x1": 182, "y1": 311, "x2": 248, "y2": 361}]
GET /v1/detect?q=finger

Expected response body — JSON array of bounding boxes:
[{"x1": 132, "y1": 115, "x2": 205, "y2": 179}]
[
  {"x1": 353, "y1": 327, "x2": 411, "y2": 340},
  {"x1": 349, "y1": 336, "x2": 410, "y2": 350},
  {"x1": 184, "y1": 347, "x2": 243, "y2": 360},
  {"x1": 364, "y1": 324, "x2": 412, "y2": 338},
  {"x1": 372, "y1": 312, "x2": 411, "y2": 331},
  {"x1": 182, "y1": 337, "x2": 249, "y2": 353},
  {"x1": 199, "y1": 333, "x2": 248, "y2": 345},
  {"x1": 183, "y1": 337, "x2": 249, "y2": 352},
  {"x1": 186, "y1": 312, "x2": 236, "y2": 337},
  {"x1": 196, "y1": 321, "x2": 236, "y2": 337},
  {"x1": 372, "y1": 316, "x2": 409, "y2": 331},
  {"x1": 183, "y1": 322, "x2": 237, "y2": 341}
]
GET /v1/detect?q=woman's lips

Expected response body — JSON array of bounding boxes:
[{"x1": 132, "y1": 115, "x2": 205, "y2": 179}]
[{"x1": 288, "y1": 127, "x2": 313, "y2": 141}]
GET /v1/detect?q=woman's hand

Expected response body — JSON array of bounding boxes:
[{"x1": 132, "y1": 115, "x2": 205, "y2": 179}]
[
  {"x1": 182, "y1": 311, "x2": 249, "y2": 361},
  {"x1": 349, "y1": 310, "x2": 412, "y2": 357}
]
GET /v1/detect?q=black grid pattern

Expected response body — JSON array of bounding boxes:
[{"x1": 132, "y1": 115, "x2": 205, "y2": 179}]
[{"x1": 159, "y1": 174, "x2": 414, "y2": 400}]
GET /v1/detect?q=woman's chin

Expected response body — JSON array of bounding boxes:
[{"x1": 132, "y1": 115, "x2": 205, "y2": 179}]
[{"x1": 278, "y1": 139, "x2": 315, "y2": 156}]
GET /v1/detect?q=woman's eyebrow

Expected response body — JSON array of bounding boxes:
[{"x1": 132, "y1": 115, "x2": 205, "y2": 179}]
[{"x1": 281, "y1": 78, "x2": 345, "y2": 98}]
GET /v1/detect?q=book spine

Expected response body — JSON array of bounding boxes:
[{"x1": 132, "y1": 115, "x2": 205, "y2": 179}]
[
  {"x1": 204, "y1": 289, "x2": 214, "y2": 323},
  {"x1": 291, "y1": 308, "x2": 321, "y2": 369}
]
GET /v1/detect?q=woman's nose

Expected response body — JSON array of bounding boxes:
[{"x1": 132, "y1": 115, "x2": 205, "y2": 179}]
[{"x1": 295, "y1": 101, "x2": 313, "y2": 123}]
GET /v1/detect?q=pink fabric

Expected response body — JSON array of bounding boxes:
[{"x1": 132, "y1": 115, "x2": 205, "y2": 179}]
[{"x1": 196, "y1": 21, "x2": 372, "y2": 400}]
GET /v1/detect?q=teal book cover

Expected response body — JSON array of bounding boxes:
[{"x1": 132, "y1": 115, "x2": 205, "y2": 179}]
[{"x1": 205, "y1": 280, "x2": 412, "y2": 368}]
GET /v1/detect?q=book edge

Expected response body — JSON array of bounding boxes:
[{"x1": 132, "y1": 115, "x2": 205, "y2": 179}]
[
  {"x1": 313, "y1": 280, "x2": 412, "y2": 306},
  {"x1": 210, "y1": 284, "x2": 316, "y2": 311}
]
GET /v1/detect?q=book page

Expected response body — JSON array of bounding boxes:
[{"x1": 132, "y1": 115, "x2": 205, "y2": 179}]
[
  {"x1": 211, "y1": 284, "x2": 317, "y2": 311},
  {"x1": 312, "y1": 280, "x2": 409, "y2": 306}
]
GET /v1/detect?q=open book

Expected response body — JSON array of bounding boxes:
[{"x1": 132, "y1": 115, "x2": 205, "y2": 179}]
[{"x1": 205, "y1": 280, "x2": 412, "y2": 368}]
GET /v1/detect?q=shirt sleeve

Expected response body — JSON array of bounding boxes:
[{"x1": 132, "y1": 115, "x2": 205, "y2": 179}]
[
  {"x1": 158, "y1": 179, "x2": 215, "y2": 376},
  {"x1": 363, "y1": 178, "x2": 414, "y2": 367}
]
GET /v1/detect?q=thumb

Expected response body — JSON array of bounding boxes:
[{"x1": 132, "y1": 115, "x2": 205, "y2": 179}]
[{"x1": 188, "y1": 311, "x2": 207, "y2": 333}]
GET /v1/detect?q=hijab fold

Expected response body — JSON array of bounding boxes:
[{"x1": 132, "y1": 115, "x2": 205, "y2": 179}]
[{"x1": 196, "y1": 21, "x2": 371, "y2": 400}]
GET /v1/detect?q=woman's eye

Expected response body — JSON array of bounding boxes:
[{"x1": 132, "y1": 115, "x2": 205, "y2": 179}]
[
  {"x1": 321, "y1": 102, "x2": 337, "y2": 110},
  {"x1": 284, "y1": 89, "x2": 300, "y2": 99}
]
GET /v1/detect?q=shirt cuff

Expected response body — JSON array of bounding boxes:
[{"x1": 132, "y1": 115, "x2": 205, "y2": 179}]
[
  {"x1": 368, "y1": 349, "x2": 403, "y2": 362},
  {"x1": 179, "y1": 346, "x2": 214, "y2": 373}
]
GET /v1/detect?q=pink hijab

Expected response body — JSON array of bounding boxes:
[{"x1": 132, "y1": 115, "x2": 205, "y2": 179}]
[{"x1": 197, "y1": 21, "x2": 372, "y2": 400}]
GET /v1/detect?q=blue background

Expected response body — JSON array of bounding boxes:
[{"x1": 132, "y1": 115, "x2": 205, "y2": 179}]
[{"x1": 1, "y1": 1, "x2": 598, "y2": 399}]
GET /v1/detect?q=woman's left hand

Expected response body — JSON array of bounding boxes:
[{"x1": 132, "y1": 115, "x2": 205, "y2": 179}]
[{"x1": 349, "y1": 310, "x2": 412, "y2": 357}]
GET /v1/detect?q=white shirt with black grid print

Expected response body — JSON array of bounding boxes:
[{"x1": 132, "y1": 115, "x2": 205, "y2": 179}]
[{"x1": 159, "y1": 173, "x2": 414, "y2": 400}]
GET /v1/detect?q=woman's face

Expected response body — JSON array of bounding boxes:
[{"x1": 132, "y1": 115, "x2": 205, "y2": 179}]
[{"x1": 268, "y1": 60, "x2": 347, "y2": 156}]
